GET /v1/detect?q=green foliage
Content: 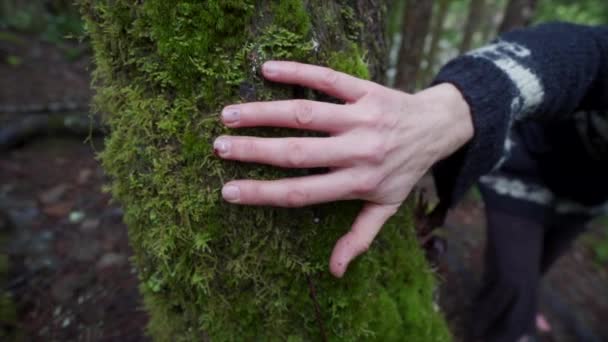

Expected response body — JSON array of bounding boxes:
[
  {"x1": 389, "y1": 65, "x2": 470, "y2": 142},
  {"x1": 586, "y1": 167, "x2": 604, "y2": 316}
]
[
  {"x1": 535, "y1": 0, "x2": 608, "y2": 25},
  {"x1": 0, "y1": 2, "x2": 84, "y2": 44},
  {"x1": 81, "y1": 0, "x2": 450, "y2": 340},
  {"x1": 5, "y1": 55, "x2": 22, "y2": 67},
  {"x1": 590, "y1": 217, "x2": 608, "y2": 266},
  {"x1": 388, "y1": 0, "x2": 608, "y2": 88}
]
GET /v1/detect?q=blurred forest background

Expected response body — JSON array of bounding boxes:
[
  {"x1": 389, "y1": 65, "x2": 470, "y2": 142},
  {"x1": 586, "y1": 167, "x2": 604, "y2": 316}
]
[{"x1": 1, "y1": 0, "x2": 608, "y2": 341}]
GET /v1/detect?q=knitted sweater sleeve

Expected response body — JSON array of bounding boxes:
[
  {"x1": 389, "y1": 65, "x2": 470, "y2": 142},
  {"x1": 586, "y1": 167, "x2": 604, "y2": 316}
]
[{"x1": 431, "y1": 22, "x2": 608, "y2": 207}]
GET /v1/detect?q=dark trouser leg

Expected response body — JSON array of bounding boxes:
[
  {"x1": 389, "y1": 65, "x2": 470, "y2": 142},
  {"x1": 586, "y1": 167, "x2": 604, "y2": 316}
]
[
  {"x1": 473, "y1": 186, "x2": 550, "y2": 342},
  {"x1": 540, "y1": 212, "x2": 590, "y2": 274}
]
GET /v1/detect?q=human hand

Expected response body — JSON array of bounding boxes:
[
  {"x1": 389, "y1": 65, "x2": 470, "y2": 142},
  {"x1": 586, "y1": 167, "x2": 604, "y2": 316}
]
[{"x1": 215, "y1": 61, "x2": 473, "y2": 277}]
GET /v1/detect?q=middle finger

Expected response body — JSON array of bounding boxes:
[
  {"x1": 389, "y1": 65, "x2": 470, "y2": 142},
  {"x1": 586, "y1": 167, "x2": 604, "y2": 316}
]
[
  {"x1": 214, "y1": 136, "x2": 354, "y2": 168},
  {"x1": 221, "y1": 100, "x2": 359, "y2": 133}
]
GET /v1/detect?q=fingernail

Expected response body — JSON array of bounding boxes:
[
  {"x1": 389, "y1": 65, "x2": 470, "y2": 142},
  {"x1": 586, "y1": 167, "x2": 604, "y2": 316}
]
[
  {"x1": 222, "y1": 185, "x2": 240, "y2": 202},
  {"x1": 222, "y1": 107, "x2": 240, "y2": 123},
  {"x1": 263, "y1": 61, "x2": 279, "y2": 76},
  {"x1": 213, "y1": 138, "x2": 231, "y2": 155}
]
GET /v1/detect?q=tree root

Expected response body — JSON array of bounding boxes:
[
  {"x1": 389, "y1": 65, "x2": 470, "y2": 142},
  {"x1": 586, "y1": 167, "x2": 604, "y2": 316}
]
[
  {"x1": 307, "y1": 275, "x2": 328, "y2": 342},
  {"x1": 414, "y1": 189, "x2": 449, "y2": 267}
]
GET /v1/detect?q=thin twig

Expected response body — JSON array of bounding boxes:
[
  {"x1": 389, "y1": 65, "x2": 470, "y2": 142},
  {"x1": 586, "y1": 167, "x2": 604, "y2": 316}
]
[{"x1": 307, "y1": 275, "x2": 328, "y2": 342}]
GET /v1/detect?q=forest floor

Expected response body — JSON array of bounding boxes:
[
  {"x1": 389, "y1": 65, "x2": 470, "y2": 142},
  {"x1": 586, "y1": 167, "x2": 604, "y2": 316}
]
[{"x1": 1, "y1": 33, "x2": 608, "y2": 341}]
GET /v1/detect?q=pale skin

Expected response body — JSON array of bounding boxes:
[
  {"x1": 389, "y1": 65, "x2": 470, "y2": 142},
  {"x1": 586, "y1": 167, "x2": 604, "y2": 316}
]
[{"x1": 214, "y1": 61, "x2": 474, "y2": 278}]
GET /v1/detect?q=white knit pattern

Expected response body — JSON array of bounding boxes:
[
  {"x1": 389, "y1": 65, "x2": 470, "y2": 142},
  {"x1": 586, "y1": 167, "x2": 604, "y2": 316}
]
[
  {"x1": 479, "y1": 175, "x2": 554, "y2": 205},
  {"x1": 556, "y1": 199, "x2": 608, "y2": 216},
  {"x1": 468, "y1": 41, "x2": 546, "y2": 172},
  {"x1": 468, "y1": 41, "x2": 545, "y2": 119},
  {"x1": 480, "y1": 174, "x2": 608, "y2": 216}
]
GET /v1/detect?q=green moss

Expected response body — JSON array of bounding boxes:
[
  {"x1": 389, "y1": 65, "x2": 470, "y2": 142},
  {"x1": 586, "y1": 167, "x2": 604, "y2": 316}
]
[
  {"x1": 272, "y1": 1, "x2": 311, "y2": 37},
  {"x1": 327, "y1": 44, "x2": 370, "y2": 80},
  {"x1": 80, "y1": 1, "x2": 450, "y2": 341}
]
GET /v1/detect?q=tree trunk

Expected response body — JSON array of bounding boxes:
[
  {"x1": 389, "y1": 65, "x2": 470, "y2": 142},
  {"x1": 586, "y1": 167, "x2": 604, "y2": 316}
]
[
  {"x1": 423, "y1": 0, "x2": 450, "y2": 85},
  {"x1": 79, "y1": 1, "x2": 450, "y2": 340},
  {"x1": 394, "y1": 0, "x2": 435, "y2": 92},
  {"x1": 480, "y1": 0, "x2": 503, "y2": 44},
  {"x1": 498, "y1": 0, "x2": 538, "y2": 34},
  {"x1": 386, "y1": 0, "x2": 407, "y2": 55},
  {"x1": 459, "y1": 0, "x2": 486, "y2": 54}
]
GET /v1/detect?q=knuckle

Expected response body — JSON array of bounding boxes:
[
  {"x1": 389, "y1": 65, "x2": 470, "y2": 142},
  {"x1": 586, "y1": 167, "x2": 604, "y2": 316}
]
[
  {"x1": 242, "y1": 139, "x2": 259, "y2": 157},
  {"x1": 356, "y1": 241, "x2": 371, "y2": 254},
  {"x1": 386, "y1": 205, "x2": 399, "y2": 216},
  {"x1": 358, "y1": 111, "x2": 381, "y2": 127},
  {"x1": 292, "y1": 63, "x2": 303, "y2": 78},
  {"x1": 285, "y1": 140, "x2": 306, "y2": 167},
  {"x1": 353, "y1": 174, "x2": 381, "y2": 195},
  {"x1": 378, "y1": 113, "x2": 399, "y2": 130},
  {"x1": 356, "y1": 140, "x2": 387, "y2": 165},
  {"x1": 370, "y1": 140, "x2": 389, "y2": 163},
  {"x1": 285, "y1": 189, "x2": 307, "y2": 207},
  {"x1": 360, "y1": 109, "x2": 382, "y2": 128},
  {"x1": 294, "y1": 100, "x2": 314, "y2": 126},
  {"x1": 346, "y1": 233, "x2": 371, "y2": 255},
  {"x1": 320, "y1": 68, "x2": 339, "y2": 89}
]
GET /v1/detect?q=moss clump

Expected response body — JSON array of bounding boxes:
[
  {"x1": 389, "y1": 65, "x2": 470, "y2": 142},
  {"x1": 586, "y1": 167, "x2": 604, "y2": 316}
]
[
  {"x1": 327, "y1": 43, "x2": 370, "y2": 80},
  {"x1": 80, "y1": 1, "x2": 450, "y2": 341}
]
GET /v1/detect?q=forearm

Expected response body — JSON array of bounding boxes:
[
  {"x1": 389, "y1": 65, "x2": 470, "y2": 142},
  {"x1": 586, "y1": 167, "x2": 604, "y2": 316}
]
[{"x1": 431, "y1": 22, "x2": 608, "y2": 207}]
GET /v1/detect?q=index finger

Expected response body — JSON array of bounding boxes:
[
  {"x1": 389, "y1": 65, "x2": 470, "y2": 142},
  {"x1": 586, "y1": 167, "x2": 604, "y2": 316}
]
[{"x1": 262, "y1": 61, "x2": 372, "y2": 103}]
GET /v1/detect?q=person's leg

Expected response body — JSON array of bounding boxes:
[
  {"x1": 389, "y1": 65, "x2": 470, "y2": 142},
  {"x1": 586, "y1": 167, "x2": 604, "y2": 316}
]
[
  {"x1": 540, "y1": 211, "x2": 591, "y2": 275},
  {"x1": 472, "y1": 124, "x2": 556, "y2": 341},
  {"x1": 472, "y1": 198, "x2": 546, "y2": 342}
]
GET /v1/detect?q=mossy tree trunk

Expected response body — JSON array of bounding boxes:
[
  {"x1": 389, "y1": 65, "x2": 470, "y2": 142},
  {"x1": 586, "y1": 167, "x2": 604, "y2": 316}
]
[{"x1": 80, "y1": 1, "x2": 450, "y2": 341}]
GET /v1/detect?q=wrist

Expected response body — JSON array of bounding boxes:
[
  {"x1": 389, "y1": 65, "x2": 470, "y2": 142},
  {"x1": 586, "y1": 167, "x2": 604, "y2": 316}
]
[{"x1": 419, "y1": 83, "x2": 474, "y2": 159}]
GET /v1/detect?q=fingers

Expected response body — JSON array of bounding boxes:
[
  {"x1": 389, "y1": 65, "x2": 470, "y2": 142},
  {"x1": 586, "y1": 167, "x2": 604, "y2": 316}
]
[
  {"x1": 262, "y1": 61, "x2": 373, "y2": 103},
  {"x1": 329, "y1": 203, "x2": 399, "y2": 278},
  {"x1": 221, "y1": 170, "x2": 356, "y2": 207},
  {"x1": 214, "y1": 136, "x2": 354, "y2": 168},
  {"x1": 221, "y1": 100, "x2": 356, "y2": 133}
]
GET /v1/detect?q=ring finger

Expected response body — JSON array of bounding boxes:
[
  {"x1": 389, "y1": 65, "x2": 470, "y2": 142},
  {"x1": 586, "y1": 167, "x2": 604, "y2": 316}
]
[{"x1": 221, "y1": 169, "x2": 358, "y2": 207}]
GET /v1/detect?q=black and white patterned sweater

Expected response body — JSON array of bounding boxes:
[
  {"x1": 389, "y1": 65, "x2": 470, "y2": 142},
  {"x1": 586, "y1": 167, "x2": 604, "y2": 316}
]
[{"x1": 432, "y1": 22, "x2": 608, "y2": 214}]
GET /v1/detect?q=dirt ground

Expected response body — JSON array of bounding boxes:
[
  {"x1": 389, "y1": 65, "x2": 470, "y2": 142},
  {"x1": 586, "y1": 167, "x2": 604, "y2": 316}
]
[{"x1": 1, "y1": 32, "x2": 607, "y2": 341}]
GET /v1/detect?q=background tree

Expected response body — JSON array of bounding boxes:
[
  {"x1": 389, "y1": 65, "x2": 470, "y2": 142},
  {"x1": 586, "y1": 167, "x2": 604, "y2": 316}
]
[
  {"x1": 499, "y1": 0, "x2": 539, "y2": 34},
  {"x1": 460, "y1": 0, "x2": 486, "y2": 53},
  {"x1": 423, "y1": 0, "x2": 451, "y2": 84},
  {"x1": 80, "y1": 1, "x2": 450, "y2": 340},
  {"x1": 394, "y1": 0, "x2": 435, "y2": 92}
]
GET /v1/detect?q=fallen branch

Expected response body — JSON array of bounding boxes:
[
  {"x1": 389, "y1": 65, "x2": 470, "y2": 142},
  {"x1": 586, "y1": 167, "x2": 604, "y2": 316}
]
[{"x1": 0, "y1": 112, "x2": 106, "y2": 151}]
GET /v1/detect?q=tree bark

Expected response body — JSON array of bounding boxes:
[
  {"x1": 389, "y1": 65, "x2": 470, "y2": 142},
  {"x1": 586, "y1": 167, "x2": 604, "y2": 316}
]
[
  {"x1": 498, "y1": 0, "x2": 539, "y2": 34},
  {"x1": 394, "y1": 0, "x2": 435, "y2": 92},
  {"x1": 480, "y1": 0, "x2": 503, "y2": 44},
  {"x1": 459, "y1": 0, "x2": 486, "y2": 54},
  {"x1": 80, "y1": 1, "x2": 450, "y2": 340}
]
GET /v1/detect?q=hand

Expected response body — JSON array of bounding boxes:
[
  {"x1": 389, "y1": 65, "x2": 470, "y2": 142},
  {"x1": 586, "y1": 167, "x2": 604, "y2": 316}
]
[{"x1": 215, "y1": 61, "x2": 473, "y2": 277}]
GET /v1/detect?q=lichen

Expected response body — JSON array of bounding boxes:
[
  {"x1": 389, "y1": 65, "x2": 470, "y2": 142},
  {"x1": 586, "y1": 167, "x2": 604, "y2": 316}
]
[{"x1": 80, "y1": 1, "x2": 450, "y2": 341}]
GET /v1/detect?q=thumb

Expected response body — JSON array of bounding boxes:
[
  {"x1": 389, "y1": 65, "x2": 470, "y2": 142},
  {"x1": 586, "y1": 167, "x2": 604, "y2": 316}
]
[{"x1": 329, "y1": 203, "x2": 399, "y2": 278}]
